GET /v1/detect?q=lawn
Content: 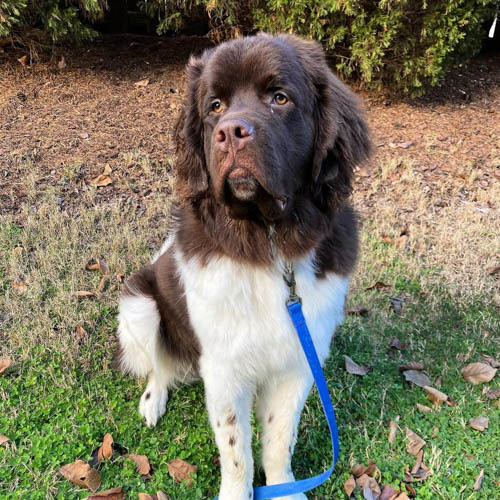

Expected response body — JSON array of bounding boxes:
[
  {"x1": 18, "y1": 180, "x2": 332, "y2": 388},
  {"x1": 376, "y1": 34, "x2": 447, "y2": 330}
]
[{"x1": 0, "y1": 149, "x2": 498, "y2": 499}]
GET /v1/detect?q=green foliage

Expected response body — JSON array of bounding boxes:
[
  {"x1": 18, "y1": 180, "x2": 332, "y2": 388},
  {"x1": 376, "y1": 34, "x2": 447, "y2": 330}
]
[
  {"x1": 141, "y1": 0, "x2": 495, "y2": 95},
  {"x1": 0, "y1": 1, "x2": 105, "y2": 43}
]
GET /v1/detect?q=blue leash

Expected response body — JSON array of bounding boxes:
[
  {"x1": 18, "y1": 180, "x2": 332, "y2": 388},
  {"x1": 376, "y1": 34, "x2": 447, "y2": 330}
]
[{"x1": 214, "y1": 263, "x2": 340, "y2": 499}]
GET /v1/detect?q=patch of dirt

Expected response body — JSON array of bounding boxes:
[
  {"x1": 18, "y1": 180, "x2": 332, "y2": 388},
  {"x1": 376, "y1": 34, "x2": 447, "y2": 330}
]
[{"x1": 0, "y1": 34, "x2": 498, "y2": 217}]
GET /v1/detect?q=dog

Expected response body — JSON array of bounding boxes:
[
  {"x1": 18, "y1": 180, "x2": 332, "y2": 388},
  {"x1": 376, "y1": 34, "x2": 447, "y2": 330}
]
[{"x1": 117, "y1": 33, "x2": 370, "y2": 500}]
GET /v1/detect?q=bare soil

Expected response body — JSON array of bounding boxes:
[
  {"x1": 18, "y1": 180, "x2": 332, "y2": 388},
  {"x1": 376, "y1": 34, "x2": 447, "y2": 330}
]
[{"x1": 0, "y1": 34, "x2": 498, "y2": 216}]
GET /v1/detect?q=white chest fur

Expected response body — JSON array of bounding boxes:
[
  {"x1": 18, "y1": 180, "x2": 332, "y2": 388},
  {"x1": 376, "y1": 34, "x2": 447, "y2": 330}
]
[{"x1": 175, "y1": 248, "x2": 349, "y2": 385}]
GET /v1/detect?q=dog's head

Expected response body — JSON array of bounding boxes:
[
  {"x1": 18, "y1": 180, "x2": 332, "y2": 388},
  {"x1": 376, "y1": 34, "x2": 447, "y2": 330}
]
[{"x1": 175, "y1": 34, "x2": 371, "y2": 220}]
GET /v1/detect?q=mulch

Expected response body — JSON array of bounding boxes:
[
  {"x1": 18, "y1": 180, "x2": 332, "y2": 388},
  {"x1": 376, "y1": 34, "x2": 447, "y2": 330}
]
[{"x1": 0, "y1": 34, "x2": 498, "y2": 216}]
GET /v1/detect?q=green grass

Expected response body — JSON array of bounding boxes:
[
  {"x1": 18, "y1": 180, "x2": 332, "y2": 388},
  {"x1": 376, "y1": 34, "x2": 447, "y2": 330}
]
[{"x1": 0, "y1": 192, "x2": 498, "y2": 499}]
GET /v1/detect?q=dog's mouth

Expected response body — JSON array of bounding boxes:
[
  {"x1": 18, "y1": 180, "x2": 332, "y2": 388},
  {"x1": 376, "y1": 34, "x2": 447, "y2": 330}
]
[{"x1": 222, "y1": 166, "x2": 288, "y2": 221}]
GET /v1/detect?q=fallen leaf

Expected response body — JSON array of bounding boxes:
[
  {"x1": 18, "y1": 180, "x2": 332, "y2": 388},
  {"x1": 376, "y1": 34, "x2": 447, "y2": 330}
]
[
  {"x1": 350, "y1": 460, "x2": 380, "y2": 481},
  {"x1": 399, "y1": 362, "x2": 424, "y2": 371},
  {"x1": 98, "y1": 433, "x2": 113, "y2": 461},
  {"x1": 406, "y1": 428, "x2": 425, "y2": 456},
  {"x1": 85, "y1": 487, "x2": 125, "y2": 499},
  {"x1": 156, "y1": 493, "x2": 169, "y2": 500},
  {"x1": 366, "y1": 281, "x2": 392, "y2": 291},
  {"x1": 469, "y1": 416, "x2": 488, "y2": 431},
  {"x1": 380, "y1": 484, "x2": 400, "y2": 500},
  {"x1": 12, "y1": 281, "x2": 27, "y2": 294},
  {"x1": 398, "y1": 141, "x2": 414, "y2": 149},
  {"x1": 481, "y1": 354, "x2": 500, "y2": 368},
  {"x1": 356, "y1": 474, "x2": 381, "y2": 500},
  {"x1": 58, "y1": 56, "x2": 66, "y2": 70},
  {"x1": 344, "y1": 475, "x2": 356, "y2": 496},
  {"x1": 405, "y1": 483, "x2": 416, "y2": 497},
  {"x1": 86, "y1": 258, "x2": 108, "y2": 275},
  {"x1": 97, "y1": 276, "x2": 109, "y2": 293},
  {"x1": 135, "y1": 79, "x2": 150, "y2": 87},
  {"x1": 424, "y1": 386, "x2": 448, "y2": 405},
  {"x1": 388, "y1": 420, "x2": 398, "y2": 443},
  {"x1": 394, "y1": 235, "x2": 409, "y2": 248},
  {"x1": 126, "y1": 453, "x2": 151, "y2": 477},
  {"x1": 59, "y1": 460, "x2": 101, "y2": 492},
  {"x1": 345, "y1": 355, "x2": 371, "y2": 376},
  {"x1": 416, "y1": 403, "x2": 432, "y2": 413},
  {"x1": 395, "y1": 494, "x2": 410, "y2": 500},
  {"x1": 382, "y1": 236, "x2": 393, "y2": 243},
  {"x1": 167, "y1": 458, "x2": 197, "y2": 486},
  {"x1": 90, "y1": 174, "x2": 112, "y2": 187},
  {"x1": 76, "y1": 324, "x2": 88, "y2": 342},
  {"x1": 485, "y1": 388, "x2": 500, "y2": 400},
  {"x1": 347, "y1": 305, "x2": 369, "y2": 316},
  {"x1": 18, "y1": 55, "x2": 27, "y2": 66},
  {"x1": 486, "y1": 265, "x2": 500, "y2": 275},
  {"x1": 79, "y1": 132, "x2": 89, "y2": 139},
  {"x1": 138, "y1": 495, "x2": 156, "y2": 500},
  {"x1": 446, "y1": 397, "x2": 457, "y2": 407},
  {"x1": 73, "y1": 290, "x2": 97, "y2": 298},
  {"x1": 473, "y1": 469, "x2": 484, "y2": 491},
  {"x1": 103, "y1": 164, "x2": 112, "y2": 175},
  {"x1": 461, "y1": 362, "x2": 497, "y2": 384},
  {"x1": 0, "y1": 434, "x2": 10, "y2": 445},
  {"x1": 0, "y1": 358, "x2": 12, "y2": 375},
  {"x1": 434, "y1": 375, "x2": 442, "y2": 387},
  {"x1": 403, "y1": 370, "x2": 431, "y2": 388},
  {"x1": 411, "y1": 450, "x2": 423, "y2": 475},
  {"x1": 116, "y1": 273, "x2": 125, "y2": 283}
]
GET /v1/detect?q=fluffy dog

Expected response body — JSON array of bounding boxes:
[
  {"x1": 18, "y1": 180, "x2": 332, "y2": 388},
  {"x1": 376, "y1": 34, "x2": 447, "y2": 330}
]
[{"x1": 117, "y1": 33, "x2": 370, "y2": 500}]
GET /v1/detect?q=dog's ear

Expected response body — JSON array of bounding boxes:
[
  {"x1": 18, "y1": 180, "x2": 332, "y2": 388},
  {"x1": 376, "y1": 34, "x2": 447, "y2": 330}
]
[
  {"x1": 175, "y1": 52, "x2": 211, "y2": 201},
  {"x1": 286, "y1": 36, "x2": 371, "y2": 209}
]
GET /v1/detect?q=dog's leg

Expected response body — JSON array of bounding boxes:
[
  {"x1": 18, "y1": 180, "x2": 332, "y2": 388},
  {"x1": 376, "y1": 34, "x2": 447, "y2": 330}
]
[
  {"x1": 256, "y1": 372, "x2": 313, "y2": 500},
  {"x1": 204, "y1": 374, "x2": 254, "y2": 500},
  {"x1": 118, "y1": 291, "x2": 176, "y2": 427}
]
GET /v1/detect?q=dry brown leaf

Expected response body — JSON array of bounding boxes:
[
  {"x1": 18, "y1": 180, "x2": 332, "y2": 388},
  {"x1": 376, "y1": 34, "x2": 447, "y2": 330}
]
[
  {"x1": 126, "y1": 453, "x2": 151, "y2": 476},
  {"x1": 86, "y1": 258, "x2": 108, "y2": 275},
  {"x1": 167, "y1": 458, "x2": 197, "y2": 486},
  {"x1": 138, "y1": 494, "x2": 156, "y2": 500},
  {"x1": 416, "y1": 403, "x2": 432, "y2": 413},
  {"x1": 380, "y1": 484, "x2": 400, "y2": 500},
  {"x1": 356, "y1": 474, "x2": 381, "y2": 500},
  {"x1": 156, "y1": 492, "x2": 169, "y2": 500},
  {"x1": 344, "y1": 475, "x2": 356, "y2": 496},
  {"x1": 399, "y1": 362, "x2": 424, "y2": 371},
  {"x1": 135, "y1": 79, "x2": 150, "y2": 87},
  {"x1": 346, "y1": 305, "x2": 369, "y2": 316},
  {"x1": 97, "y1": 433, "x2": 113, "y2": 461},
  {"x1": 12, "y1": 281, "x2": 27, "y2": 294},
  {"x1": 345, "y1": 356, "x2": 371, "y2": 376},
  {"x1": 116, "y1": 273, "x2": 125, "y2": 283},
  {"x1": 406, "y1": 428, "x2": 426, "y2": 456},
  {"x1": 0, "y1": 358, "x2": 12, "y2": 376},
  {"x1": 388, "y1": 420, "x2": 398, "y2": 443},
  {"x1": 0, "y1": 434, "x2": 10, "y2": 445},
  {"x1": 85, "y1": 487, "x2": 125, "y2": 499},
  {"x1": 382, "y1": 235, "x2": 393, "y2": 243},
  {"x1": 73, "y1": 290, "x2": 97, "y2": 298},
  {"x1": 396, "y1": 492, "x2": 411, "y2": 500},
  {"x1": 389, "y1": 337, "x2": 406, "y2": 350},
  {"x1": 411, "y1": 450, "x2": 423, "y2": 475},
  {"x1": 97, "y1": 276, "x2": 109, "y2": 293},
  {"x1": 90, "y1": 174, "x2": 113, "y2": 187},
  {"x1": 461, "y1": 362, "x2": 497, "y2": 384},
  {"x1": 103, "y1": 164, "x2": 112, "y2": 175},
  {"x1": 469, "y1": 416, "x2": 489, "y2": 431},
  {"x1": 485, "y1": 388, "x2": 500, "y2": 400},
  {"x1": 76, "y1": 324, "x2": 88, "y2": 342},
  {"x1": 486, "y1": 265, "x2": 500, "y2": 275},
  {"x1": 424, "y1": 386, "x2": 448, "y2": 405},
  {"x1": 473, "y1": 469, "x2": 484, "y2": 491},
  {"x1": 434, "y1": 375, "x2": 442, "y2": 387},
  {"x1": 17, "y1": 55, "x2": 27, "y2": 66},
  {"x1": 366, "y1": 281, "x2": 392, "y2": 291},
  {"x1": 86, "y1": 262, "x2": 101, "y2": 271},
  {"x1": 59, "y1": 460, "x2": 101, "y2": 492},
  {"x1": 403, "y1": 370, "x2": 431, "y2": 388},
  {"x1": 481, "y1": 354, "x2": 500, "y2": 368}
]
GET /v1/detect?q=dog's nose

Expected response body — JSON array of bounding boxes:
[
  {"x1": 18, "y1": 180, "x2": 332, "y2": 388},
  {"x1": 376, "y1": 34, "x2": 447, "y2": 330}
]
[{"x1": 215, "y1": 119, "x2": 254, "y2": 152}]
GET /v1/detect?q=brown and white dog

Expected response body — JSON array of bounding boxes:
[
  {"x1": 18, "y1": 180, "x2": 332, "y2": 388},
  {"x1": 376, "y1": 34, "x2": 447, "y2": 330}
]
[{"x1": 117, "y1": 34, "x2": 370, "y2": 500}]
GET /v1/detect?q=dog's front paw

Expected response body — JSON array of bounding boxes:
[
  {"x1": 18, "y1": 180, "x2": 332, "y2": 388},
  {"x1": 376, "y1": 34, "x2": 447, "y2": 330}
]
[{"x1": 139, "y1": 387, "x2": 168, "y2": 427}]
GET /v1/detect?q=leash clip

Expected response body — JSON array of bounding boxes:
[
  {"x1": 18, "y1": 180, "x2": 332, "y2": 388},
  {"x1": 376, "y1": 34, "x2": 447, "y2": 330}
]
[{"x1": 283, "y1": 262, "x2": 302, "y2": 305}]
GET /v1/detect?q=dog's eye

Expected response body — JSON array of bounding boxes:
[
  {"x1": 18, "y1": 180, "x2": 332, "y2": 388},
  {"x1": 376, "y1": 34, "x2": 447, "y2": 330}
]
[
  {"x1": 212, "y1": 99, "x2": 224, "y2": 113},
  {"x1": 273, "y1": 92, "x2": 288, "y2": 105}
]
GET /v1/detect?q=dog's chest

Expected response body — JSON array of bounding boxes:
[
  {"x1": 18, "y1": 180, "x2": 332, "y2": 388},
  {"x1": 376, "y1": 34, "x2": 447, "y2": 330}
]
[{"x1": 176, "y1": 248, "x2": 349, "y2": 381}]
